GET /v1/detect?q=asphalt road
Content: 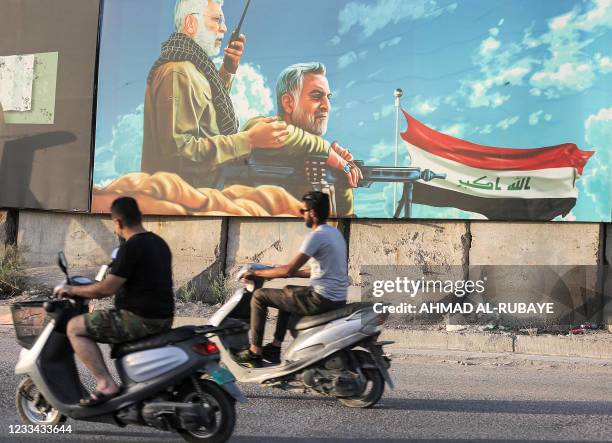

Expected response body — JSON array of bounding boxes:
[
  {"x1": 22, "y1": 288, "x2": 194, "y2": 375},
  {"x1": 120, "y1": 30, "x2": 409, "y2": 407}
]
[{"x1": 0, "y1": 330, "x2": 610, "y2": 443}]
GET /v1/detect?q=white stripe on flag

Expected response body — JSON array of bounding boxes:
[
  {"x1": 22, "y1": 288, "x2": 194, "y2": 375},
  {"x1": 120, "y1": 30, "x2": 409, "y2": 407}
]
[{"x1": 407, "y1": 143, "x2": 578, "y2": 200}]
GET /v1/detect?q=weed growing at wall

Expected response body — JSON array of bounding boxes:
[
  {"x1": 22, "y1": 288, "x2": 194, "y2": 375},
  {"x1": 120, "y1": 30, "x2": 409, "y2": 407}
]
[
  {"x1": 0, "y1": 245, "x2": 25, "y2": 298},
  {"x1": 176, "y1": 279, "x2": 200, "y2": 304},
  {"x1": 209, "y1": 270, "x2": 230, "y2": 305}
]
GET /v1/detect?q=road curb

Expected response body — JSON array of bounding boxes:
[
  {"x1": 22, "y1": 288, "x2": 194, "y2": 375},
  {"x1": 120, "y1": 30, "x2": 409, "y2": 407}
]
[
  {"x1": 1, "y1": 306, "x2": 610, "y2": 360},
  {"x1": 514, "y1": 334, "x2": 612, "y2": 360},
  {"x1": 381, "y1": 329, "x2": 515, "y2": 353}
]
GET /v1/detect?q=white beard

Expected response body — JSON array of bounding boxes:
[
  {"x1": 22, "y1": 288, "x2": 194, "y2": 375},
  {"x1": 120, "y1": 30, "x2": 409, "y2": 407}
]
[
  {"x1": 292, "y1": 101, "x2": 329, "y2": 136},
  {"x1": 194, "y1": 24, "x2": 221, "y2": 57}
]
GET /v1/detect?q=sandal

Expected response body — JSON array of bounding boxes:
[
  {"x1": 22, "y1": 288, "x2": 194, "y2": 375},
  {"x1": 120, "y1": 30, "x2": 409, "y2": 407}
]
[{"x1": 79, "y1": 390, "x2": 119, "y2": 407}]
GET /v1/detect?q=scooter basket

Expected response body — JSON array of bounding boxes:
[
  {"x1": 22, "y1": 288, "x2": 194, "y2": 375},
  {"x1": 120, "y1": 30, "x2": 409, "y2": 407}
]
[{"x1": 11, "y1": 300, "x2": 50, "y2": 349}]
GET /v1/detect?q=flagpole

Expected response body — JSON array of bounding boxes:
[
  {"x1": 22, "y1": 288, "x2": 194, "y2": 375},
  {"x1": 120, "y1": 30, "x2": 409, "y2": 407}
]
[{"x1": 393, "y1": 88, "x2": 403, "y2": 213}]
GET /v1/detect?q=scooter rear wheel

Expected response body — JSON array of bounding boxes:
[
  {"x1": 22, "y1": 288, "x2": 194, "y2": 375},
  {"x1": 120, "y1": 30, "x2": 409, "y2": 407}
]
[
  {"x1": 16, "y1": 377, "x2": 66, "y2": 426},
  {"x1": 175, "y1": 379, "x2": 236, "y2": 443},
  {"x1": 337, "y1": 368, "x2": 385, "y2": 408}
]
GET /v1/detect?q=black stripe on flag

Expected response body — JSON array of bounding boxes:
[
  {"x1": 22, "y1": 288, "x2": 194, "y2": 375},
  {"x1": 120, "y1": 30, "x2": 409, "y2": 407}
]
[{"x1": 412, "y1": 182, "x2": 576, "y2": 221}]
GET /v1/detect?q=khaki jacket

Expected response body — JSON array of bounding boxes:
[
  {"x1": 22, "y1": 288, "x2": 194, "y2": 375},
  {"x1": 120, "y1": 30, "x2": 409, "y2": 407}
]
[{"x1": 141, "y1": 61, "x2": 251, "y2": 188}]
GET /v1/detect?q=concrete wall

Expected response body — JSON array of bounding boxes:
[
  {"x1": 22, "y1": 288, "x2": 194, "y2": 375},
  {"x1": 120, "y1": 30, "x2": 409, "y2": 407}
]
[
  {"x1": 0, "y1": 211, "x2": 10, "y2": 254},
  {"x1": 469, "y1": 222, "x2": 603, "y2": 328},
  {"x1": 225, "y1": 218, "x2": 310, "y2": 272},
  {"x1": 225, "y1": 218, "x2": 337, "y2": 291},
  {"x1": 469, "y1": 222, "x2": 601, "y2": 265},
  {"x1": 0, "y1": 210, "x2": 17, "y2": 254},
  {"x1": 17, "y1": 211, "x2": 226, "y2": 301},
  {"x1": 18, "y1": 211, "x2": 116, "y2": 267},
  {"x1": 347, "y1": 220, "x2": 469, "y2": 279},
  {"x1": 12, "y1": 210, "x2": 610, "y2": 327},
  {"x1": 348, "y1": 220, "x2": 470, "y2": 320}
]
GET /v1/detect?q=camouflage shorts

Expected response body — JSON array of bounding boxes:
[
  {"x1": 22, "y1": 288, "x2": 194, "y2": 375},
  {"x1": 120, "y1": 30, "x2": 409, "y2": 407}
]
[{"x1": 84, "y1": 309, "x2": 173, "y2": 344}]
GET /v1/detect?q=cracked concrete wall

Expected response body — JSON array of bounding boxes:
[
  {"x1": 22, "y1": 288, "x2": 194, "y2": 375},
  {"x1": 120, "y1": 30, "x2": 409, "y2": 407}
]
[
  {"x1": 11, "y1": 210, "x2": 610, "y2": 327},
  {"x1": 469, "y1": 222, "x2": 603, "y2": 328},
  {"x1": 0, "y1": 210, "x2": 18, "y2": 254},
  {"x1": 224, "y1": 218, "x2": 313, "y2": 290},
  {"x1": 348, "y1": 221, "x2": 469, "y2": 277},
  {"x1": 348, "y1": 221, "x2": 470, "y2": 321},
  {"x1": 18, "y1": 211, "x2": 117, "y2": 267},
  {"x1": 17, "y1": 211, "x2": 226, "y2": 299}
]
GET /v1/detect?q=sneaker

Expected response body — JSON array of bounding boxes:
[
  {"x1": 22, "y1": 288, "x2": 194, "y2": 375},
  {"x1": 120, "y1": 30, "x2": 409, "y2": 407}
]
[
  {"x1": 235, "y1": 350, "x2": 263, "y2": 368},
  {"x1": 262, "y1": 343, "x2": 281, "y2": 364}
]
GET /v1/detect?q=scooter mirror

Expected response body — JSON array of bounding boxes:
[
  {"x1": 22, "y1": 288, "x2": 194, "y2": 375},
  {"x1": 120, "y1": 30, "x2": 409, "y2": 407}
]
[{"x1": 57, "y1": 251, "x2": 69, "y2": 277}]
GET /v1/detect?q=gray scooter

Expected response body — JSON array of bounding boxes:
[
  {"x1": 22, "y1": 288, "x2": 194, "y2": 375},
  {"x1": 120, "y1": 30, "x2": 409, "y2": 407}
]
[
  {"x1": 13, "y1": 252, "x2": 246, "y2": 443},
  {"x1": 209, "y1": 264, "x2": 394, "y2": 408}
]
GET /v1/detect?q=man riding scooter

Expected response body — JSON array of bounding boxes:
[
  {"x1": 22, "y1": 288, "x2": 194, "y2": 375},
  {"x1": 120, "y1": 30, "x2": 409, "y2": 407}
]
[
  {"x1": 54, "y1": 197, "x2": 174, "y2": 406},
  {"x1": 238, "y1": 191, "x2": 348, "y2": 367}
]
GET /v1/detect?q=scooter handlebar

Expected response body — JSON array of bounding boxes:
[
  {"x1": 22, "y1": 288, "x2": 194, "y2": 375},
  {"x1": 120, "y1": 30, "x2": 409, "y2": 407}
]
[
  {"x1": 236, "y1": 263, "x2": 275, "y2": 280},
  {"x1": 44, "y1": 298, "x2": 77, "y2": 313}
]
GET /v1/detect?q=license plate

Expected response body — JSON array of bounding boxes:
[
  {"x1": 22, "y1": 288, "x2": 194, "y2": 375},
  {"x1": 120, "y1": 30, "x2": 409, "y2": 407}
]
[{"x1": 211, "y1": 368, "x2": 235, "y2": 385}]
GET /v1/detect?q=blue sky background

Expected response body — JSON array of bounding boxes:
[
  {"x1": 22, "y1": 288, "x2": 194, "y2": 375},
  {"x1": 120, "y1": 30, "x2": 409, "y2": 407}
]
[{"x1": 94, "y1": 0, "x2": 612, "y2": 221}]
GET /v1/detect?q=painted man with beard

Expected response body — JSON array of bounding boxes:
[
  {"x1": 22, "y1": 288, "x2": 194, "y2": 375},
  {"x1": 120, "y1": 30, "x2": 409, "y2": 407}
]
[
  {"x1": 242, "y1": 63, "x2": 362, "y2": 216},
  {"x1": 141, "y1": 0, "x2": 288, "y2": 189}
]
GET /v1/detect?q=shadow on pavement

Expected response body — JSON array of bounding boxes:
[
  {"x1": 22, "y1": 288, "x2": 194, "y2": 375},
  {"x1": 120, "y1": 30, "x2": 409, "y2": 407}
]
[
  {"x1": 376, "y1": 397, "x2": 612, "y2": 416},
  {"x1": 246, "y1": 393, "x2": 612, "y2": 417},
  {"x1": 231, "y1": 438, "x2": 608, "y2": 443}
]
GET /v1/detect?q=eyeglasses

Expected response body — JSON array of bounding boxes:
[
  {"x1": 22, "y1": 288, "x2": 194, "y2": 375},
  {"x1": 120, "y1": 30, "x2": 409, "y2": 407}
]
[
  {"x1": 190, "y1": 12, "x2": 225, "y2": 27},
  {"x1": 299, "y1": 208, "x2": 309, "y2": 215}
]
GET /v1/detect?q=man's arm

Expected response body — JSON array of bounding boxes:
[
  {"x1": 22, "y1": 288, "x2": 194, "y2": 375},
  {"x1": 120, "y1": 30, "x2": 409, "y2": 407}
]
[
  {"x1": 159, "y1": 69, "x2": 252, "y2": 167},
  {"x1": 243, "y1": 117, "x2": 331, "y2": 158},
  {"x1": 56, "y1": 275, "x2": 126, "y2": 300},
  {"x1": 151, "y1": 68, "x2": 288, "y2": 169},
  {"x1": 220, "y1": 34, "x2": 246, "y2": 88},
  {"x1": 251, "y1": 253, "x2": 311, "y2": 279}
]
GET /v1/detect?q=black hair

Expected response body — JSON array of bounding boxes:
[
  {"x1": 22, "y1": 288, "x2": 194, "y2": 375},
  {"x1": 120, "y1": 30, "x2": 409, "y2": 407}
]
[
  {"x1": 111, "y1": 197, "x2": 142, "y2": 228},
  {"x1": 302, "y1": 191, "x2": 330, "y2": 221}
]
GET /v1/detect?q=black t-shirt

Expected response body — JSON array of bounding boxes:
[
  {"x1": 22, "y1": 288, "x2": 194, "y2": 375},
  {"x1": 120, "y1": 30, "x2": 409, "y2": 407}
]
[{"x1": 110, "y1": 232, "x2": 174, "y2": 319}]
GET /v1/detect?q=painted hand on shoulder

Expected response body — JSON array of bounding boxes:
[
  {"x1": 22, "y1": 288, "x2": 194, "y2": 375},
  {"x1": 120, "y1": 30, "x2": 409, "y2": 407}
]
[{"x1": 247, "y1": 117, "x2": 289, "y2": 149}]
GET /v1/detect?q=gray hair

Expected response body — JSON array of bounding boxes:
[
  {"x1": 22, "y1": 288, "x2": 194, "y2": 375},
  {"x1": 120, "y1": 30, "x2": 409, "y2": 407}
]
[
  {"x1": 276, "y1": 62, "x2": 327, "y2": 114},
  {"x1": 174, "y1": 0, "x2": 223, "y2": 32}
]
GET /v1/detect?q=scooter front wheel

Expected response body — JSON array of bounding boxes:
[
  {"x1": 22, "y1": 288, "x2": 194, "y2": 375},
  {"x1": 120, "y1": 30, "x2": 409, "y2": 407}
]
[
  {"x1": 337, "y1": 368, "x2": 385, "y2": 408},
  {"x1": 175, "y1": 379, "x2": 236, "y2": 443},
  {"x1": 16, "y1": 377, "x2": 66, "y2": 426}
]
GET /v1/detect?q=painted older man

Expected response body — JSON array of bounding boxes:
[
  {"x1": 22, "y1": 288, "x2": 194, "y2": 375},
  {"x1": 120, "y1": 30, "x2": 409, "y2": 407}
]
[
  {"x1": 242, "y1": 63, "x2": 362, "y2": 217},
  {"x1": 141, "y1": 0, "x2": 288, "y2": 188}
]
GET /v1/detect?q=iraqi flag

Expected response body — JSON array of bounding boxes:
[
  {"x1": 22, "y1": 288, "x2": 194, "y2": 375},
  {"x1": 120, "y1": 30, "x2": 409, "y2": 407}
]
[{"x1": 402, "y1": 111, "x2": 594, "y2": 220}]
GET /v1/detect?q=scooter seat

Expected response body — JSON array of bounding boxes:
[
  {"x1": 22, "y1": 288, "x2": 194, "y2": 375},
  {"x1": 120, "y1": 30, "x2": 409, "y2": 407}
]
[
  {"x1": 290, "y1": 302, "x2": 373, "y2": 331},
  {"x1": 110, "y1": 326, "x2": 197, "y2": 359}
]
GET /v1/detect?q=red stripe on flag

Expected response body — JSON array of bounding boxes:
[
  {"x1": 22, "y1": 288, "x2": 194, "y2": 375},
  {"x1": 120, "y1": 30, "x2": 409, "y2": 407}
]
[{"x1": 401, "y1": 111, "x2": 594, "y2": 174}]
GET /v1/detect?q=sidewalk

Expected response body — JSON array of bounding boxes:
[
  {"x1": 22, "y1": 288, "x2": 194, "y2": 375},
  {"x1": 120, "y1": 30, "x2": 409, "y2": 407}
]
[{"x1": 3, "y1": 306, "x2": 609, "y2": 360}]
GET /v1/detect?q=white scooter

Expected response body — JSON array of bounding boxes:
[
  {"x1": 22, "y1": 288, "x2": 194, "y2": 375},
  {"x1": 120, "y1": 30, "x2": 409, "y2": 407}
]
[
  {"x1": 208, "y1": 264, "x2": 394, "y2": 408},
  {"x1": 12, "y1": 252, "x2": 246, "y2": 443}
]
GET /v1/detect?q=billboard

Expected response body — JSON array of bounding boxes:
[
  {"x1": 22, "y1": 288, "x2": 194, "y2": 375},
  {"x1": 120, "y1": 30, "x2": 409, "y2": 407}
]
[
  {"x1": 92, "y1": 0, "x2": 612, "y2": 221},
  {"x1": 0, "y1": 0, "x2": 100, "y2": 211}
]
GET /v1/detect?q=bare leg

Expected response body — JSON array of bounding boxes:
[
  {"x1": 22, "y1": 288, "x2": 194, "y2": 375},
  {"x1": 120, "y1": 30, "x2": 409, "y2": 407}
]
[{"x1": 66, "y1": 316, "x2": 119, "y2": 396}]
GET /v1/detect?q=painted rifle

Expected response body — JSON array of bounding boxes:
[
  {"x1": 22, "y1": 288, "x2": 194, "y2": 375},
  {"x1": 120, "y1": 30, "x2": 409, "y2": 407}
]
[{"x1": 217, "y1": 155, "x2": 446, "y2": 218}]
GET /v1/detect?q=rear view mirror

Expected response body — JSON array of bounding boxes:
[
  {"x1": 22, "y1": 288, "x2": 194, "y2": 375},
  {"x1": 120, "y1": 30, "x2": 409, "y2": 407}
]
[{"x1": 57, "y1": 251, "x2": 69, "y2": 278}]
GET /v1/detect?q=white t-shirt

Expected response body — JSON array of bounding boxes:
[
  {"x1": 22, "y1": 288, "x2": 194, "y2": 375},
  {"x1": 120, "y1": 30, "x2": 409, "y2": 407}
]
[{"x1": 299, "y1": 224, "x2": 348, "y2": 302}]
